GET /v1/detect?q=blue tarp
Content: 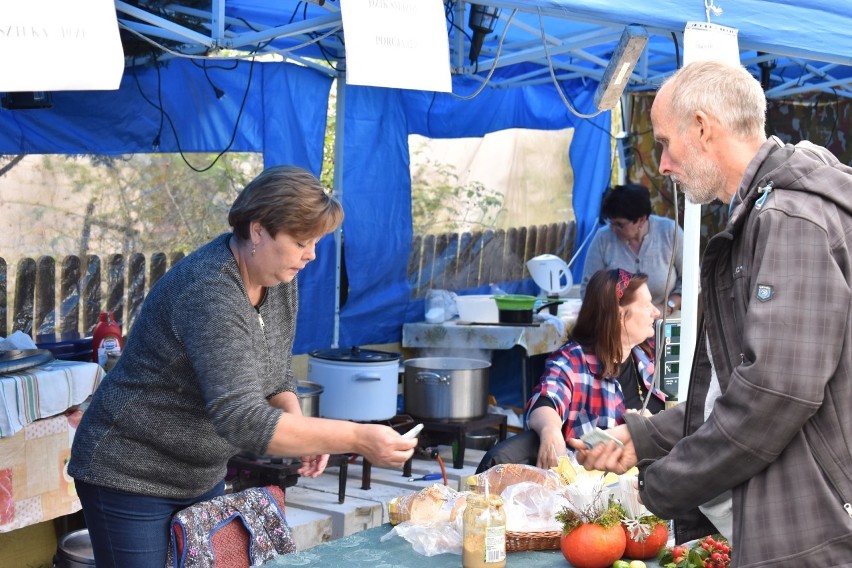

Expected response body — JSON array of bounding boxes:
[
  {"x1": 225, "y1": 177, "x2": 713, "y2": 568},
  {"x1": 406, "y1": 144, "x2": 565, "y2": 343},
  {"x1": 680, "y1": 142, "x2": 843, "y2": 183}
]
[{"x1": 2, "y1": 0, "x2": 850, "y2": 352}]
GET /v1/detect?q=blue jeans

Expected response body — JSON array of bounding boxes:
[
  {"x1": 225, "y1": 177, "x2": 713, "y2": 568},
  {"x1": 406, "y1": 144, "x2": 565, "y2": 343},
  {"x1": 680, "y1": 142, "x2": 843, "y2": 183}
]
[{"x1": 75, "y1": 479, "x2": 225, "y2": 568}]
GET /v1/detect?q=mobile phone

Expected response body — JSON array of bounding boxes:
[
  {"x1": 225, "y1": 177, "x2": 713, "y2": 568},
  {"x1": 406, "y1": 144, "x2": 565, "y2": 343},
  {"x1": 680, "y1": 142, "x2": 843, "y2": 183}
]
[
  {"x1": 580, "y1": 427, "x2": 624, "y2": 450},
  {"x1": 401, "y1": 423, "x2": 424, "y2": 439}
]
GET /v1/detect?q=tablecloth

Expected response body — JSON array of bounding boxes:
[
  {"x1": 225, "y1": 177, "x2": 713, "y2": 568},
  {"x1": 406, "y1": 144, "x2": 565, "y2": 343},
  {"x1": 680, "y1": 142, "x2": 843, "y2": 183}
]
[
  {"x1": 264, "y1": 523, "x2": 568, "y2": 567},
  {"x1": 0, "y1": 414, "x2": 81, "y2": 532},
  {"x1": 0, "y1": 359, "x2": 104, "y2": 438}
]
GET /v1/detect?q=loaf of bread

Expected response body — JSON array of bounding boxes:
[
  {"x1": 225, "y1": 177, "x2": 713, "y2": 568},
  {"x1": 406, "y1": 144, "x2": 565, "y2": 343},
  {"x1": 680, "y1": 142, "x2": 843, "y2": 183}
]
[
  {"x1": 388, "y1": 484, "x2": 466, "y2": 525},
  {"x1": 468, "y1": 463, "x2": 563, "y2": 496}
]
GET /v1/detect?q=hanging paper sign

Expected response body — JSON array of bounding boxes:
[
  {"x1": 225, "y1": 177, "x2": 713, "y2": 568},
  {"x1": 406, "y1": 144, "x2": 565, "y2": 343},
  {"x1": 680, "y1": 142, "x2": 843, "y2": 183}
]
[
  {"x1": 339, "y1": 0, "x2": 451, "y2": 92},
  {"x1": 0, "y1": 0, "x2": 124, "y2": 91},
  {"x1": 683, "y1": 22, "x2": 740, "y2": 66}
]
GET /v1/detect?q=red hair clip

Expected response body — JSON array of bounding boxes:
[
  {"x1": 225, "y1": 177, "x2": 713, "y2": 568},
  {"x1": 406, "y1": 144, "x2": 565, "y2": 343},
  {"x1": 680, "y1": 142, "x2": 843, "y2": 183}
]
[{"x1": 616, "y1": 268, "x2": 633, "y2": 300}]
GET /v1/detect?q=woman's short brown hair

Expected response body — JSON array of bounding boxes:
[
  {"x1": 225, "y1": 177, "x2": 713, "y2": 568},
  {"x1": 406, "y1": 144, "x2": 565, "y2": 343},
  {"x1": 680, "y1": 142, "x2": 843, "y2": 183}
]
[
  {"x1": 570, "y1": 268, "x2": 651, "y2": 377},
  {"x1": 228, "y1": 165, "x2": 343, "y2": 241}
]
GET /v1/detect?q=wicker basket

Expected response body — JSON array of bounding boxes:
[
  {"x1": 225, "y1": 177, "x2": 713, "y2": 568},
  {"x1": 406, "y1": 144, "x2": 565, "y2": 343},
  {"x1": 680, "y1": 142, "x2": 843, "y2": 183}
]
[{"x1": 505, "y1": 530, "x2": 562, "y2": 552}]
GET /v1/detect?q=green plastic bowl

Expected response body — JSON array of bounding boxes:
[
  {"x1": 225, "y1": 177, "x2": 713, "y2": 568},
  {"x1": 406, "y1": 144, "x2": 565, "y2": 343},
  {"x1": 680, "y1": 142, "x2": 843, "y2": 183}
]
[{"x1": 493, "y1": 294, "x2": 538, "y2": 310}]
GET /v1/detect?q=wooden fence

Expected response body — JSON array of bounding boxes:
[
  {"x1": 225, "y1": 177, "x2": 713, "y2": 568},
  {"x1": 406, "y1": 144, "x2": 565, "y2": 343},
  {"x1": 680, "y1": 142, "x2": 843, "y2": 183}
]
[{"x1": 1, "y1": 221, "x2": 575, "y2": 339}]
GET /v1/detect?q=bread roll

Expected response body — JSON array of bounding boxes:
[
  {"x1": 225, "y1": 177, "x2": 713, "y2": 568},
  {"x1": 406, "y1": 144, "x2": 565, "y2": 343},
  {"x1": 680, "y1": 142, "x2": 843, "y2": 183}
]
[{"x1": 388, "y1": 484, "x2": 464, "y2": 525}]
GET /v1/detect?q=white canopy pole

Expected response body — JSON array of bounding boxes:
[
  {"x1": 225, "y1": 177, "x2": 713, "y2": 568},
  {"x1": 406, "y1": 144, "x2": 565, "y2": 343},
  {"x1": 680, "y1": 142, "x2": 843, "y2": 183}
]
[
  {"x1": 332, "y1": 73, "x2": 346, "y2": 349},
  {"x1": 677, "y1": 199, "x2": 700, "y2": 402}
]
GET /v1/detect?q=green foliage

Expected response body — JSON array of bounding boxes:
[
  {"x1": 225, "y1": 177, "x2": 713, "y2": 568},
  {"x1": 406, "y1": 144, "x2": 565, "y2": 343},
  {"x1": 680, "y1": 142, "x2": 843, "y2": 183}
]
[
  {"x1": 556, "y1": 498, "x2": 624, "y2": 534},
  {"x1": 37, "y1": 152, "x2": 262, "y2": 257},
  {"x1": 409, "y1": 152, "x2": 503, "y2": 235}
]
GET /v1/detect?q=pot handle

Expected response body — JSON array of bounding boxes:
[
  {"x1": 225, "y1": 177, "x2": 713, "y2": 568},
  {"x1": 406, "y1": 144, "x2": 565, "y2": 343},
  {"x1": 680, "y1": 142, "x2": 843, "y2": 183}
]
[
  {"x1": 415, "y1": 371, "x2": 450, "y2": 384},
  {"x1": 353, "y1": 373, "x2": 382, "y2": 381},
  {"x1": 535, "y1": 301, "x2": 562, "y2": 313}
]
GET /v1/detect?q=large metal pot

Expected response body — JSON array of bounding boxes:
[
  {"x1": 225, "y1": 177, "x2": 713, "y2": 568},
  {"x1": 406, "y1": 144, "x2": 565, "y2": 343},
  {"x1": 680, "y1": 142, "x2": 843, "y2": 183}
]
[
  {"x1": 403, "y1": 357, "x2": 490, "y2": 420},
  {"x1": 54, "y1": 529, "x2": 95, "y2": 568},
  {"x1": 308, "y1": 347, "x2": 400, "y2": 421},
  {"x1": 296, "y1": 381, "x2": 323, "y2": 417}
]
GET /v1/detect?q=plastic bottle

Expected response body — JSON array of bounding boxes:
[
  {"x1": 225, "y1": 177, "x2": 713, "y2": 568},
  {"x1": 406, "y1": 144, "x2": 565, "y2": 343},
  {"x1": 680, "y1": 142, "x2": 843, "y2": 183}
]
[
  {"x1": 92, "y1": 311, "x2": 123, "y2": 366},
  {"x1": 462, "y1": 485, "x2": 506, "y2": 568}
]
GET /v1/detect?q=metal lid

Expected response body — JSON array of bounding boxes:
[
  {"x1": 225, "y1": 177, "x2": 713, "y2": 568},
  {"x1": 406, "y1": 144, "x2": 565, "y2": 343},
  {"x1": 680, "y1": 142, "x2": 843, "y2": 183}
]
[
  {"x1": 57, "y1": 529, "x2": 95, "y2": 564},
  {"x1": 309, "y1": 346, "x2": 400, "y2": 363}
]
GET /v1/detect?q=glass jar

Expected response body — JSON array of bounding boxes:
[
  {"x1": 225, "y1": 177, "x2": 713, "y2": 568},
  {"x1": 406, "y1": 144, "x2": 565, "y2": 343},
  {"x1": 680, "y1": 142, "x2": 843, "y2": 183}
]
[{"x1": 462, "y1": 492, "x2": 506, "y2": 568}]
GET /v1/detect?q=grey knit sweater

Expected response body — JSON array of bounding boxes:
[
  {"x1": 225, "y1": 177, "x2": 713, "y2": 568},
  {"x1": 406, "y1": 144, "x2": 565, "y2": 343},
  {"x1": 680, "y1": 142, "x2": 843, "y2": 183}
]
[{"x1": 69, "y1": 233, "x2": 298, "y2": 498}]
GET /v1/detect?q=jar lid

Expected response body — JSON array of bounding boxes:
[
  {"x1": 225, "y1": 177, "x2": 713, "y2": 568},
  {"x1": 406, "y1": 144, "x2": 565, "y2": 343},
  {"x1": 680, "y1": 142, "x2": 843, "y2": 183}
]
[{"x1": 309, "y1": 346, "x2": 400, "y2": 363}]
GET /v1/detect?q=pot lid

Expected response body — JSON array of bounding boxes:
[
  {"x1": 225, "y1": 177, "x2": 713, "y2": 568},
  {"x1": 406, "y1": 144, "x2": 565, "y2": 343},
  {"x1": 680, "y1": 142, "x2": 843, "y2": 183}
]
[
  {"x1": 0, "y1": 349, "x2": 55, "y2": 374},
  {"x1": 309, "y1": 346, "x2": 400, "y2": 363},
  {"x1": 58, "y1": 529, "x2": 95, "y2": 562}
]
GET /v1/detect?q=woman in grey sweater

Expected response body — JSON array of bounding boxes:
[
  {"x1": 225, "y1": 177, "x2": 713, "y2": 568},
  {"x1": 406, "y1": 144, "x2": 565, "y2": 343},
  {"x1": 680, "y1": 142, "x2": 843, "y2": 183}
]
[
  {"x1": 69, "y1": 166, "x2": 417, "y2": 567},
  {"x1": 581, "y1": 183, "x2": 683, "y2": 315}
]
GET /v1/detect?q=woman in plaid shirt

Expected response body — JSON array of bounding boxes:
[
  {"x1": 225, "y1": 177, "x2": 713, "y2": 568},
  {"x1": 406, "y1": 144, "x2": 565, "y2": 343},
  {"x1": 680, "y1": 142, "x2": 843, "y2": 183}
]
[{"x1": 477, "y1": 268, "x2": 666, "y2": 472}]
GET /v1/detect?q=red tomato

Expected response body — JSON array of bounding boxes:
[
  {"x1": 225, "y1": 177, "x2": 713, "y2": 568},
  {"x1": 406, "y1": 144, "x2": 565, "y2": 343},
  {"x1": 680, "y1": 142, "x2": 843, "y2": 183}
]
[
  {"x1": 561, "y1": 523, "x2": 627, "y2": 568},
  {"x1": 623, "y1": 523, "x2": 669, "y2": 560}
]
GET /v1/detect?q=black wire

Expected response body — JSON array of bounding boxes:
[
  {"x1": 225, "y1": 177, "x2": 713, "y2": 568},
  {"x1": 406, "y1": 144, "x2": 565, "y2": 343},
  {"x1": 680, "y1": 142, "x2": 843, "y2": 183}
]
[
  {"x1": 133, "y1": 55, "x2": 257, "y2": 172},
  {"x1": 190, "y1": 58, "x2": 239, "y2": 72},
  {"x1": 671, "y1": 32, "x2": 681, "y2": 70}
]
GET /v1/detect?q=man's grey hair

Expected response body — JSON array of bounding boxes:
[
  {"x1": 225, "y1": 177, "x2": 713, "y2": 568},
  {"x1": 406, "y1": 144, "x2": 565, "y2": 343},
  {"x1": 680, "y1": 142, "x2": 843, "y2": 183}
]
[{"x1": 664, "y1": 60, "x2": 767, "y2": 141}]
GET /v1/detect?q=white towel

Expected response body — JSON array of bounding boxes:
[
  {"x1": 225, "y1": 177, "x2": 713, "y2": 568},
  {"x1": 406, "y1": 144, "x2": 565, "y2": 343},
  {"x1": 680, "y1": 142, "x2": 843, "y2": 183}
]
[{"x1": 0, "y1": 359, "x2": 103, "y2": 437}]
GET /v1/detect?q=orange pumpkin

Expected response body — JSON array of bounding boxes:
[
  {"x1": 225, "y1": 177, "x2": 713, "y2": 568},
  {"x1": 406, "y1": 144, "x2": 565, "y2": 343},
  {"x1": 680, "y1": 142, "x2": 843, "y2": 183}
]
[
  {"x1": 623, "y1": 522, "x2": 669, "y2": 560},
  {"x1": 560, "y1": 523, "x2": 627, "y2": 568}
]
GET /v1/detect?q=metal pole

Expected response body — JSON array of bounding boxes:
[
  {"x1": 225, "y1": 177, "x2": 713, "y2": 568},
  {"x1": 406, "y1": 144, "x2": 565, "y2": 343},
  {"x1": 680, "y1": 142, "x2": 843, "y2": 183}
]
[{"x1": 331, "y1": 70, "x2": 346, "y2": 349}]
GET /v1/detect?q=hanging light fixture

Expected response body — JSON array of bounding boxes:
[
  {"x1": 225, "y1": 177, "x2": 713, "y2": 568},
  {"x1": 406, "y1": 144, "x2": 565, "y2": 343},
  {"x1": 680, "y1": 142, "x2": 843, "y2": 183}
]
[{"x1": 468, "y1": 3, "x2": 500, "y2": 63}]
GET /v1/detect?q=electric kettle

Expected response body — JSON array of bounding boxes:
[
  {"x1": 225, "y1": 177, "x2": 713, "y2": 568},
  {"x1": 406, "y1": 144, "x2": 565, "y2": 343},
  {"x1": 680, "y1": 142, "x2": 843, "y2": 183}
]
[{"x1": 526, "y1": 253, "x2": 573, "y2": 295}]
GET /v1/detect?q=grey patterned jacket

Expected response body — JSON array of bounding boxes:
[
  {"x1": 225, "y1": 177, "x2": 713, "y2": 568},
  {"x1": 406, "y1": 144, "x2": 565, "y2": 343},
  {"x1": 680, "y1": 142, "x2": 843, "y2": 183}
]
[
  {"x1": 69, "y1": 233, "x2": 298, "y2": 498},
  {"x1": 625, "y1": 136, "x2": 852, "y2": 566}
]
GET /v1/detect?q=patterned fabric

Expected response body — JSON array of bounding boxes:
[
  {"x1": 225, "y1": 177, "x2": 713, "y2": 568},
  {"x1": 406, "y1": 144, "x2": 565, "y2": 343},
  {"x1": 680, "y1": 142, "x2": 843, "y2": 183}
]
[
  {"x1": 168, "y1": 486, "x2": 296, "y2": 568},
  {"x1": 523, "y1": 341, "x2": 663, "y2": 439},
  {"x1": 628, "y1": 137, "x2": 852, "y2": 566},
  {"x1": 70, "y1": 233, "x2": 299, "y2": 498},
  {"x1": 0, "y1": 360, "x2": 103, "y2": 437},
  {"x1": 581, "y1": 215, "x2": 684, "y2": 307}
]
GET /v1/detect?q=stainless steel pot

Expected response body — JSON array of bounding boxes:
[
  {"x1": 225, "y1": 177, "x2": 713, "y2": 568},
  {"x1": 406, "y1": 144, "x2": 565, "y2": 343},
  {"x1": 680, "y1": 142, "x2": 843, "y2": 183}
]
[
  {"x1": 403, "y1": 357, "x2": 490, "y2": 420},
  {"x1": 296, "y1": 381, "x2": 323, "y2": 418},
  {"x1": 54, "y1": 529, "x2": 95, "y2": 568}
]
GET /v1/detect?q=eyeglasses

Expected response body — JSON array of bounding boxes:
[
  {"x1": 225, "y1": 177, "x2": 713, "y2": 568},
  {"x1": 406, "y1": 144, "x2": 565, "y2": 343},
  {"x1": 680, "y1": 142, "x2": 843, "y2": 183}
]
[{"x1": 607, "y1": 218, "x2": 635, "y2": 230}]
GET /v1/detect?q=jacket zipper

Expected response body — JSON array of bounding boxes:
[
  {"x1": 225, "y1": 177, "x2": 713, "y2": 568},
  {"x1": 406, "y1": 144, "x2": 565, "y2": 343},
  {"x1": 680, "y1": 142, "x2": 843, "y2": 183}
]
[{"x1": 256, "y1": 307, "x2": 271, "y2": 372}]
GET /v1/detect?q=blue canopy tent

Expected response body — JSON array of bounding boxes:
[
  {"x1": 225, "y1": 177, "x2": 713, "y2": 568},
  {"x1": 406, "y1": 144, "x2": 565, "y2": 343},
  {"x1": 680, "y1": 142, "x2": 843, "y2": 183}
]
[{"x1": 1, "y1": 0, "x2": 850, "y2": 353}]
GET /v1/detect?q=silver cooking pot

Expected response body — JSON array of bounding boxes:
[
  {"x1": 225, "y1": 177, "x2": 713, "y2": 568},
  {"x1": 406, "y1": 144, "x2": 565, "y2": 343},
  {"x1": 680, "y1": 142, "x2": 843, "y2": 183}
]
[
  {"x1": 54, "y1": 529, "x2": 95, "y2": 568},
  {"x1": 403, "y1": 357, "x2": 490, "y2": 420},
  {"x1": 296, "y1": 381, "x2": 323, "y2": 418}
]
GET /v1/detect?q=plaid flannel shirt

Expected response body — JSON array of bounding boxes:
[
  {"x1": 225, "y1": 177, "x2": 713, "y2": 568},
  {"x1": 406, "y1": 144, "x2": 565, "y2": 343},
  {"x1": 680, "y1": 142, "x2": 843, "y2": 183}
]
[{"x1": 524, "y1": 341, "x2": 663, "y2": 439}]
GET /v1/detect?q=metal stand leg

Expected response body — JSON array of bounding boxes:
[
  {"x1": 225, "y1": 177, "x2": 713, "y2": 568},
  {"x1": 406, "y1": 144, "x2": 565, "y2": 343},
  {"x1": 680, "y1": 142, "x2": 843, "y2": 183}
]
[{"x1": 361, "y1": 459, "x2": 372, "y2": 490}]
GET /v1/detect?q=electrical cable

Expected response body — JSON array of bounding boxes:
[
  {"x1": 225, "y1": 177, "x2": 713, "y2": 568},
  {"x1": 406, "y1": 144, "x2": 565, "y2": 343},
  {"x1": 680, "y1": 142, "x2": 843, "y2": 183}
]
[
  {"x1": 132, "y1": 51, "x2": 257, "y2": 172},
  {"x1": 451, "y1": 9, "x2": 517, "y2": 101},
  {"x1": 537, "y1": 9, "x2": 604, "y2": 119},
  {"x1": 643, "y1": 178, "x2": 679, "y2": 414}
]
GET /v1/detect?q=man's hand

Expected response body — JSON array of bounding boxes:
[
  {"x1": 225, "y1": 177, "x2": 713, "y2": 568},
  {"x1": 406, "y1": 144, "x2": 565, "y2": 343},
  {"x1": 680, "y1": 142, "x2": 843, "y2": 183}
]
[{"x1": 567, "y1": 424, "x2": 637, "y2": 474}]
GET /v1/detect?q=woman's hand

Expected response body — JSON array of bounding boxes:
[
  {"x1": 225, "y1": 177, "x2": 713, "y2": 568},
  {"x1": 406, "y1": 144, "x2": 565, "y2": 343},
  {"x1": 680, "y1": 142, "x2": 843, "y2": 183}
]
[
  {"x1": 356, "y1": 424, "x2": 418, "y2": 468},
  {"x1": 298, "y1": 454, "x2": 330, "y2": 478},
  {"x1": 566, "y1": 424, "x2": 638, "y2": 474},
  {"x1": 536, "y1": 426, "x2": 567, "y2": 470}
]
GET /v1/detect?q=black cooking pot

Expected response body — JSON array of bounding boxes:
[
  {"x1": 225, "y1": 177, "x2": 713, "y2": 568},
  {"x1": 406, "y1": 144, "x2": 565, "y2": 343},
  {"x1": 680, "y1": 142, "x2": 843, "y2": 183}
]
[{"x1": 493, "y1": 295, "x2": 562, "y2": 324}]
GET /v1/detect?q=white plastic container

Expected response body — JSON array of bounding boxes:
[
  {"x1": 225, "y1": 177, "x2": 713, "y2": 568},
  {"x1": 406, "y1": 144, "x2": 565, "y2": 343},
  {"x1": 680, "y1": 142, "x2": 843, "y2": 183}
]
[{"x1": 455, "y1": 295, "x2": 499, "y2": 323}]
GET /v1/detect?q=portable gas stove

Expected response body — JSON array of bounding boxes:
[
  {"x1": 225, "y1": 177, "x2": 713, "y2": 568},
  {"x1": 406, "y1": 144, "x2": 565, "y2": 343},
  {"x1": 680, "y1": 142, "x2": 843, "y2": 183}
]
[
  {"x1": 226, "y1": 453, "x2": 351, "y2": 503},
  {"x1": 405, "y1": 413, "x2": 508, "y2": 472}
]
